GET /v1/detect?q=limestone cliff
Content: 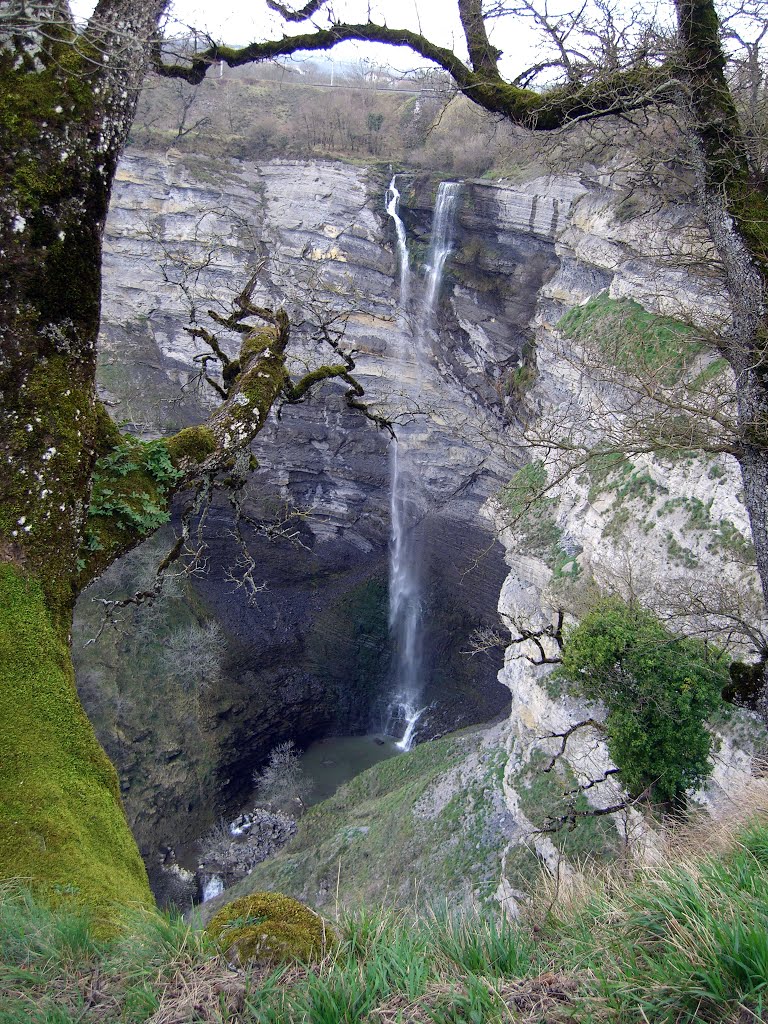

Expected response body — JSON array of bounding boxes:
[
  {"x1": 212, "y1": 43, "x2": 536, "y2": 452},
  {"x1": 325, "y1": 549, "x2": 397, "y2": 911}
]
[
  {"x1": 78, "y1": 149, "x2": 766, "y2": 907},
  {"x1": 220, "y1": 168, "x2": 766, "y2": 915},
  {"x1": 487, "y1": 180, "x2": 766, "y2": 894},
  {"x1": 78, "y1": 152, "x2": 552, "y2": 862}
]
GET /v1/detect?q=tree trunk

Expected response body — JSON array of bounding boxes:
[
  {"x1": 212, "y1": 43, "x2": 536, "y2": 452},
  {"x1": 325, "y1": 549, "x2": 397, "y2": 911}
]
[
  {"x1": 672, "y1": 0, "x2": 768, "y2": 702},
  {"x1": 0, "y1": 566, "x2": 152, "y2": 913},
  {"x1": 0, "y1": 1, "x2": 167, "y2": 916}
]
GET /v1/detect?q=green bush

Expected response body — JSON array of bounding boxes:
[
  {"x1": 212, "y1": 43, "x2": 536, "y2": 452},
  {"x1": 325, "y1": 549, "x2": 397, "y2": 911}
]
[{"x1": 556, "y1": 598, "x2": 728, "y2": 803}]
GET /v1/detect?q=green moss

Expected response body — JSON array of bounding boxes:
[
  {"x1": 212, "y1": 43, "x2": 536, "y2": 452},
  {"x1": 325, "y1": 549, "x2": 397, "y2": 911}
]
[
  {"x1": 0, "y1": 352, "x2": 97, "y2": 619},
  {"x1": 709, "y1": 519, "x2": 755, "y2": 561},
  {"x1": 655, "y1": 498, "x2": 754, "y2": 563},
  {"x1": 665, "y1": 531, "x2": 700, "y2": 567},
  {"x1": 499, "y1": 461, "x2": 547, "y2": 518},
  {"x1": 93, "y1": 400, "x2": 123, "y2": 456},
  {"x1": 692, "y1": 357, "x2": 729, "y2": 389},
  {"x1": 506, "y1": 362, "x2": 537, "y2": 398},
  {"x1": 206, "y1": 892, "x2": 335, "y2": 964},
  {"x1": 80, "y1": 438, "x2": 182, "y2": 582},
  {"x1": 165, "y1": 425, "x2": 217, "y2": 465},
  {"x1": 215, "y1": 326, "x2": 290, "y2": 436},
  {"x1": 558, "y1": 293, "x2": 706, "y2": 382},
  {"x1": 240, "y1": 327, "x2": 279, "y2": 365},
  {"x1": 0, "y1": 42, "x2": 94, "y2": 211},
  {"x1": 0, "y1": 564, "x2": 152, "y2": 925},
  {"x1": 498, "y1": 462, "x2": 571, "y2": 566},
  {"x1": 730, "y1": 182, "x2": 768, "y2": 269}
]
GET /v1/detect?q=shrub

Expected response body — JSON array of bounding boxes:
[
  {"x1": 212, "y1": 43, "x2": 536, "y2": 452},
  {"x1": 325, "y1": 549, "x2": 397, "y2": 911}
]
[
  {"x1": 252, "y1": 740, "x2": 313, "y2": 812},
  {"x1": 206, "y1": 892, "x2": 335, "y2": 965},
  {"x1": 556, "y1": 598, "x2": 728, "y2": 803},
  {"x1": 162, "y1": 620, "x2": 226, "y2": 692}
]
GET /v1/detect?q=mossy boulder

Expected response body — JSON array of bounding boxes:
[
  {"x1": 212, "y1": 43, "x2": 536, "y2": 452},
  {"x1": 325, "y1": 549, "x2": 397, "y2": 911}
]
[{"x1": 206, "y1": 892, "x2": 335, "y2": 965}]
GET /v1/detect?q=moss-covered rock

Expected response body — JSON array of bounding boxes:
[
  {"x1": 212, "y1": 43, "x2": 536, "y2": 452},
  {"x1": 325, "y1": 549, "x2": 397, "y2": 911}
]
[
  {"x1": 206, "y1": 892, "x2": 335, "y2": 965},
  {"x1": 166, "y1": 425, "x2": 217, "y2": 466}
]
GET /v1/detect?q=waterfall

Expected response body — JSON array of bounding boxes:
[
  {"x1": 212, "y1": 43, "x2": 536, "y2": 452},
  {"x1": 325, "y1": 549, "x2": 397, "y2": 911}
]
[
  {"x1": 387, "y1": 437, "x2": 423, "y2": 750},
  {"x1": 384, "y1": 178, "x2": 461, "y2": 751},
  {"x1": 201, "y1": 873, "x2": 224, "y2": 902},
  {"x1": 385, "y1": 175, "x2": 410, "y2": 309},
  {"x1": 424, "y1": 182, "x2": 461, "y2": 315}
]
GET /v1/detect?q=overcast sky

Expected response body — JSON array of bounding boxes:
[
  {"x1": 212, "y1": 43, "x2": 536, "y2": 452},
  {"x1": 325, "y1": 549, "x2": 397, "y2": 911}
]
[{"x1": 69, "y1": 0, "x2": 540, "y2": 75}]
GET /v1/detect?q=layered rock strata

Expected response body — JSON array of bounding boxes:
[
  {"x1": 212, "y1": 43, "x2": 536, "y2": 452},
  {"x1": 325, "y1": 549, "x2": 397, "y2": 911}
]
[{"x1": 78, "y1": 152, "x2": 573, "y2": 860}]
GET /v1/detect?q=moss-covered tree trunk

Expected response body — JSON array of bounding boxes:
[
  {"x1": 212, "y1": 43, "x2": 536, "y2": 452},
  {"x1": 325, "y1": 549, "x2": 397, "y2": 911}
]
[
  {"x1": 0, "y1": 1, "x2": 169, "y2": 916},
  {"x1": 672, "y1": 0, "x2": 768, "y2": 690}
]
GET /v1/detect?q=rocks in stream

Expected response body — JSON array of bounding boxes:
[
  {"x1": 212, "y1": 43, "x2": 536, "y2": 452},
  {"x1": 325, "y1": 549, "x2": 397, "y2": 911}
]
[{"x1": 198, "y1": 808, "x2": 299, "y2": 889}]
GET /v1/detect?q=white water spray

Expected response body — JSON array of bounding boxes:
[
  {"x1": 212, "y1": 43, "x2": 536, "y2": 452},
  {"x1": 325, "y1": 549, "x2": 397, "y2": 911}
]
[
  {"x1": 384, "y1": 178, "x2": 461, "y2": 751},
  {"x1": 201, "y1": 873, "x2": 224, "y2": 902}
]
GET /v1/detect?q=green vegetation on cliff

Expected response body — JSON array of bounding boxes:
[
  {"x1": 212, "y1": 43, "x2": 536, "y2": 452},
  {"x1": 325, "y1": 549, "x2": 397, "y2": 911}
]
[
  {"x1": 557, "y1": 598, "x2": 728, "y2": 803},
  {"x1": 557, "y1": 292, "x2": 707, "y2": 381},
  {"x1": 218, "y1": 727, "x2": 524, "y2": 914}
]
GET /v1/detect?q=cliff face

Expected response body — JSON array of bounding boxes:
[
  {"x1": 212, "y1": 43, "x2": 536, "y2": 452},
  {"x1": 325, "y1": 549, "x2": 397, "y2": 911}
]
[
  {"x1": 79, "y1": 149, "x2": 766, "y2": 905},
  {"x1": 489, "y1": 183, "x2": 766, "y2": 890},
  {"x1": 228, "y1": 174, "x2": 768, "y2": 916},
  {"x1": 79, "y1": 152, "x2": 570, "y2": 857}
]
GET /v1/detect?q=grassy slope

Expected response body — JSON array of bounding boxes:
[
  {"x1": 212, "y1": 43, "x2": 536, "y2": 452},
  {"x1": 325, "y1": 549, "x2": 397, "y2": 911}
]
[
  {"x1": 4, "y1": 817, "x2": 768, "y2": 1023},
  {"x1": 209, "y1": 726, "x2": 529, "y2": 916},
  {"x1": 207, "y1": 725, "x2": 627, "y2": 921}
]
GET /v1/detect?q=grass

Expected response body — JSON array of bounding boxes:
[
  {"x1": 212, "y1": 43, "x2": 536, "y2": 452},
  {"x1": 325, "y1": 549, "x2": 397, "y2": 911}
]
[
  {"x1": 219, "y1": 729, "x2": 517, "y2": 914},
  {"x1": 557, "y1": 292, "x2": 707, "y2": 383},
  {"x1": 542, "y1": 819, "x2": 768, "y2": 1022},
  {"x1": 0, "y1": 886, "x2": 223, "y2": 1023},
  {"x1": 6, "y1": 812, "x2": 768, "y2": 1021}
]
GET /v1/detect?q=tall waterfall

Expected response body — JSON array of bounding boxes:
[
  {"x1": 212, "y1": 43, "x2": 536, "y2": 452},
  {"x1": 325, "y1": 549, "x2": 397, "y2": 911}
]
[
  {"x1": 385, "y1": 176, "x2": 410, "y2": 310},
  {"x1": 385, "y1": 178, "x2": 461, "y2": 751},
  {"x1": 424, "y1": 182, "x2": 461, "y2": 315}
]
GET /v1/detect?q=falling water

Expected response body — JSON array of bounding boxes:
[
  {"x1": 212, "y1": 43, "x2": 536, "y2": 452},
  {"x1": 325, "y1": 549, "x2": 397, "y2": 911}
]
[
  {"x1": 201, "y1": 873, "x2": 224, "y2": 902},
  {"x1": 387, "y1": 438, "x2": 424, "y2": 750},
  {"x1": 424, "y1": 182, "x2": 462, "y2": 315},
  {"x1": 384, "y1": 179, "x2": 461, "y2": 751},
  {"x1": 385, "y1": 175, "x2": 410, "y2": 309}
]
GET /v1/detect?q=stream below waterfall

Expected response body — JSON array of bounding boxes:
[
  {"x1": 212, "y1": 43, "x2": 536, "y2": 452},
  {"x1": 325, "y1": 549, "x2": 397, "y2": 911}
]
[{"x1": 160, "y1": 733, "x2": 401, "y2": 907}]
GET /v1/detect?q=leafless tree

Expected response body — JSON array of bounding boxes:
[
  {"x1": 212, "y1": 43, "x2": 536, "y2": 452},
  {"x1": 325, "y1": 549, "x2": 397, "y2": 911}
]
[
  {"x1": 162, "y1": 620, "x2": 226, "y2": 692},
  {"x1": 252, "y1": 740, "x2": 314, "y2": 813}
]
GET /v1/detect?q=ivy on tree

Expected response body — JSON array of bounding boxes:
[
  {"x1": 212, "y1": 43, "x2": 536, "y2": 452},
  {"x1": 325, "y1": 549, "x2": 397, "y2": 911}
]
[{"x1": 556, "y1": 599, "x2": 728, "y2": 803}]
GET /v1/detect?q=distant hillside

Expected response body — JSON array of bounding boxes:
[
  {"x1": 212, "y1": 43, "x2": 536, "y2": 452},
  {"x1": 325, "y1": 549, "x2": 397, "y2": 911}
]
[{"x1": 131, "y1": 62, "x2": 539, "y2": 178}]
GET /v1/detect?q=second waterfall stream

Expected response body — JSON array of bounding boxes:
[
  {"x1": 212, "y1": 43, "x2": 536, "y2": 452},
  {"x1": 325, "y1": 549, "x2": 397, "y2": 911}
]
[{"x1": 384, "y1": 176, "x2": 461, "y2": 751}]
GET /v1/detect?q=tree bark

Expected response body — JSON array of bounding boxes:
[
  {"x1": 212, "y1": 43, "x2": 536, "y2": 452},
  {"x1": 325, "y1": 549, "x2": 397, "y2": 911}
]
[
  {"x1": 670, "y1": 0, "x2": 768, "y2": 702},
  {"x1": 0, "y1": 0, "x2": 168, "y2": 917}
]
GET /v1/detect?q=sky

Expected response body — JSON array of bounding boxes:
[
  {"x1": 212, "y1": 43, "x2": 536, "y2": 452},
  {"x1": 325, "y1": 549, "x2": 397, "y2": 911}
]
[{"x1": 69, "y1": 0, "x2": 541, "y2": 76}]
